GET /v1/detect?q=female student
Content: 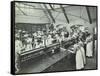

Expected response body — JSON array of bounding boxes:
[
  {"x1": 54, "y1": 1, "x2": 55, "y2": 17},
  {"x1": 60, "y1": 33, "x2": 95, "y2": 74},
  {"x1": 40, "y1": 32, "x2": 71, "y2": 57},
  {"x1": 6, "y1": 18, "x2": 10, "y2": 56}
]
[
  {"x1": 68, "y1": 40, "x2": 85, "y2": 70},
  {"x1": 86, "y1": 34, "x2": 93, "y2": 57},
  {"x1": 79, "y1": 40, "x2": 86, "y2": 65}
]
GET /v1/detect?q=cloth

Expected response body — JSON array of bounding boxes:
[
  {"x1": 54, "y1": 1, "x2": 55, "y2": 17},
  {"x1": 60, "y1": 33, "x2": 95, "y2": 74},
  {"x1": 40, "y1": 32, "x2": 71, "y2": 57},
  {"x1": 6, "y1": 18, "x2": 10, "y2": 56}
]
[
  {"x1": 86, "y1": 41, "x2": 93, "y2": 57},
  {"x1": 25, "y1": 38, "x2": 32, "y2": 51},
  {"x1": 80, "y1": 46, "x2": 86, "y2": 65},
  {"x1": 47, "y1": 37, "x2": 53, "y2": 45},
  {"x1": 76, "y1": 47, "x2": 84, "y2": 69},
  {"x1": 74, "y1": 44, "x2": 84, "y2": 70},
  {"x1": 61, "y1": 32, "x2": 65, "y2": 41},
  {"x1": 35, "y1": 44, "x2": 40, "y2": 48},
  {"x1": 79, "y1": 41, "x2": 86, "y2": 64},
  {"x1": 25, "y1": 44, "x2": 32, "y2": 51},
  {"x1": 86, "y1": 36, "x2": 93, "y2": 57}
]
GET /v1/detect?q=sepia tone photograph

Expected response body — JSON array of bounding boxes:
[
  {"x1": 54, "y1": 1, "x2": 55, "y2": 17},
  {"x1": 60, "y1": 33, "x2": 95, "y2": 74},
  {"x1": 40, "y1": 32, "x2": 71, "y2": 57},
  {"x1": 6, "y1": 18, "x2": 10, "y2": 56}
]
[{"x1": 11, "y1": 1, "x2": 98, "y2": 75}]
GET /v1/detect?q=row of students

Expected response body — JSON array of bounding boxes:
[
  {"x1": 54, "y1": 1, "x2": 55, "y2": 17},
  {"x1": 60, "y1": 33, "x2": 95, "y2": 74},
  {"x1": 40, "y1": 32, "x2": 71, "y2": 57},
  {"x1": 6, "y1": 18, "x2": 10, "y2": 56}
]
[
  {"x1": 15, "y1": 29, "x2": 69, "y2": 51},
  {"x1": 15, "y1": 29, "x2": 69, "y2": 73}
]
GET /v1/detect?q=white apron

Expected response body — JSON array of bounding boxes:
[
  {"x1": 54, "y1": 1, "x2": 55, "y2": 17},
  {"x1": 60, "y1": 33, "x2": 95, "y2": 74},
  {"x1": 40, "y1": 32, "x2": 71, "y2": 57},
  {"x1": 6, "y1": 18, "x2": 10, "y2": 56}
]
[
  {"x1": 74, "y1": 44, "x2": 84, "y2": 70},
  {"x1": 25, "y1": 44, "x2": 32, "y2": 51},
  {"x1": 86, "y1": 41, "x2": 93, "y2": 57},
  {"x1": 25, "y1": 38, "x2": 32, "y2": 51},
  {"x1": 61, "y1": 32, "x2": 65, "y2": 41},
  {"x1": 35, "y1": 44, "x2": 40, "y2": 48},
  {"x1": 76, "y1": 47, "x2": 84, "y2": 69},
  {"x1": 47, "y1": 38, "x2": 53, "y2": 45},
  {"x1": 80, "y1": 46, "x2": 86, "y2": 65}
]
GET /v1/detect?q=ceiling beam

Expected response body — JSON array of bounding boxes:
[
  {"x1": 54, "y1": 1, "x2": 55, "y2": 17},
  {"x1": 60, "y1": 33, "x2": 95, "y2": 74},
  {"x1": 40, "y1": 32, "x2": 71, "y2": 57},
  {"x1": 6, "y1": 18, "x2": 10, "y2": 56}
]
[
  {"x1": 43, "y1": 4, "x2": 55, "y2": 23},
  {"x1": 15, "y1": 4, "x2": 27, "y2": 15},
  {"x1": 60, "y1": 5, "x2": 69, "y2": 23},
  {"x1": 40, "y1": 4, "x2": 51, "y2": 22},
  {"x1": 49, "y1": 4, "x2": 55, "y2": 10},
  {"x1": 22, "y1": 3, "x2": 35, "y2": 8},
  {"x1": 86, "y1": 7, "x2": 92, "y2": 24}
]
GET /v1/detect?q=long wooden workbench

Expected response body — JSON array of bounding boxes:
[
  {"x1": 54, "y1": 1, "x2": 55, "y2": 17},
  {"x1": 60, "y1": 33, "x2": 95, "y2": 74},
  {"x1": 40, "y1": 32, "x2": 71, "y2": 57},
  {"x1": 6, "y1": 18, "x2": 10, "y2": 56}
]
[{"x1": 18, "y1": 38, "x2": 76, "y2": 74}]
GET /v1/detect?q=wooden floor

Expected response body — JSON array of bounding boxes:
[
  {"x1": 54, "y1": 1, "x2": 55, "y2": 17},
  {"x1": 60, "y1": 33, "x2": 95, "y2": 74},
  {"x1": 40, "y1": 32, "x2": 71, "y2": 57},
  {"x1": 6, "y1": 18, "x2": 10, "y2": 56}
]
[
  {"x1": 19, "y1": 48, "x2": 70, "y2": 74},
  {"x1": 19, "y1": 42, "x2": 97, "y2": 74}
]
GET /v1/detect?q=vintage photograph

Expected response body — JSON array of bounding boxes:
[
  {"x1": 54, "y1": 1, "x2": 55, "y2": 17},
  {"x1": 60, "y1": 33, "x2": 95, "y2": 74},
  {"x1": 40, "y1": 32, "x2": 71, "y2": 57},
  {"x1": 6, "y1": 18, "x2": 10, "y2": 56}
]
[{"x1": 12, "y1": 1, "x2": 97, "y2": 74}]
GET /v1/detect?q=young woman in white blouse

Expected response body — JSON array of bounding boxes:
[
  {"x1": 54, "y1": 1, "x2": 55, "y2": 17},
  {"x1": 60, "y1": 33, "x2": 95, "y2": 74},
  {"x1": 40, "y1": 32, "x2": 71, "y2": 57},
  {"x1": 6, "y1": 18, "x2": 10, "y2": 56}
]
[{"x1": 68, "y1": 40, "x2": 85, "y2": 70}]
